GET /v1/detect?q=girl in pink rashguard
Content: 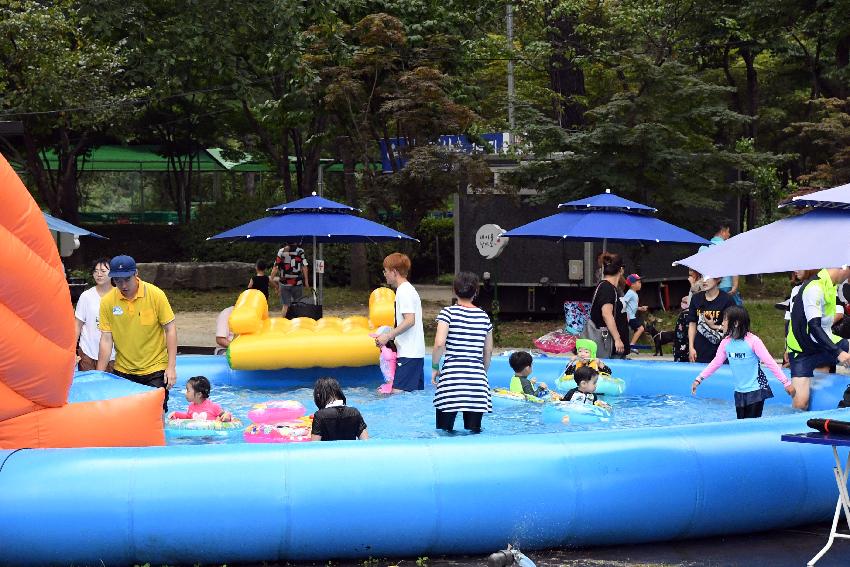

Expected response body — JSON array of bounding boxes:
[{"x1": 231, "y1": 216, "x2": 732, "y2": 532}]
[
  {"x1": 169, "y1": 376, "x2": 232, "y2": 422},
  {"x1": 691, "y1": 306, "x2": 795, "y2": 419}
]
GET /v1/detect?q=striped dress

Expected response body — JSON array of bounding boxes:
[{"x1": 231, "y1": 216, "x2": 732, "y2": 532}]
[{"x1": 433, "y1": 305, "x2": 493, "y2": 413}]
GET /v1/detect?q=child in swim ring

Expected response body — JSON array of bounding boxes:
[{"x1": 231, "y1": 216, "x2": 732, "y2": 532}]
[
  {"x1": 169, "y1": 376, "x2": 232, "y2": 421},
  {"x1": 311, "y1": 377, "x2": 369, "y2": 441},
  {"x1": 560, "y1": 366, "x2": 611, "y2": 409},
  {"x1": 508, "y1": 351, "x2": 549, "y2": 398},
  {"x1": 563, "y1": 338, "x2": 610, "y2": 376},
  {"x1": 692, "y1": 306, "x2": 795, "y2": 419}
]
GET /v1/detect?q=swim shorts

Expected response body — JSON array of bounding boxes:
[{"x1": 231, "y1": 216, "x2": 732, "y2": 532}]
[{"x1": 393, "y1": 357, "x2": 424, "y2": 391}]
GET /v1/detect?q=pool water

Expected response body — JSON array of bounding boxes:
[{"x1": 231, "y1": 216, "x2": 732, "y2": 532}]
[{"x1": 165, "y1": 385, "x2": 798, "y2": 445}]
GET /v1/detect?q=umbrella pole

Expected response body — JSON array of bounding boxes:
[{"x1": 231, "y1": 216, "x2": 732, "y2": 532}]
[
  {"x1": 312, "y1": 235, "x2": 317, "y2": 298},
  {"x1": 318, "y1": 242, "x2": 324, "y2": 305}
]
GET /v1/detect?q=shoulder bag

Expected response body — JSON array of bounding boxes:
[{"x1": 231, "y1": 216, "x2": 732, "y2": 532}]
[{"x1": 580, "y1": 282, "x2": 614, "y2": 358}]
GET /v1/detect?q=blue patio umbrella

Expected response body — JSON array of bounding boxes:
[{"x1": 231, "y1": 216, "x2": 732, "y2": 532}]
[
  {"x1": 502, "y1": 191, "x2": 709, "y2": 246},
  {"x1": 207, "y1": 194, "x2": 416, "y2": 244},
  {"x1": 675, "y1": 208, "x2": 850, "y2": 278},
  {"x1": 208, "y1": 194, "x2": 417, "y2": 299},
  {"x1": 781, "y1": 182, "x2": 850, "y2": 210},
  {"x1": 43, "y1": 212, "x2": 106, "y2": 238}
]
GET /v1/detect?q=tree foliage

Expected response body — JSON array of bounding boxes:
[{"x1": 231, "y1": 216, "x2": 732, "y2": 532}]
[{"x1": 1, "y1": 0, "x2": 849, "y2": 250}]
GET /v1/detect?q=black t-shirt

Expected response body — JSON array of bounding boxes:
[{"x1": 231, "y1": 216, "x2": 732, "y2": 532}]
[
  {"x1": 687, "y1": 290, "x2": 736, "y2": 363},
  {"x1": 250, "y1": 275, "x2": 270, "y2": 299},
  {"x1": 311, "y1": 406, "x2": 367, "y2": 441},
  {"x1": 590, "y1": 280, "x2": 630, "y2": 353}
]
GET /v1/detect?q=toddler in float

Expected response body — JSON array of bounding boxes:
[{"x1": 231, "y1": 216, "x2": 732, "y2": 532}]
[
  {"x1": 563, "y1": 338, "x2": 611, "y2": 376},
  {"x1": 560, "y1": 366, "x2": 611, "y2": 410},
  {"x1": 508, "y1": 351, "x2": 549, "y2": 398},
  {"x1": 169, "y1": 376, "x2": 232, "y2": 422}
]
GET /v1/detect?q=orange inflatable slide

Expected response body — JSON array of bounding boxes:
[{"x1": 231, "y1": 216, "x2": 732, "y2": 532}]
[{"x1": 0, "y1": 154, "x2": 164, "y2": 449}]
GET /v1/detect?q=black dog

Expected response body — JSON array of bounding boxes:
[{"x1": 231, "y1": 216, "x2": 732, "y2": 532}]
[{"x1": 644, "y1": 322, "x2": 675, "y2": 356}]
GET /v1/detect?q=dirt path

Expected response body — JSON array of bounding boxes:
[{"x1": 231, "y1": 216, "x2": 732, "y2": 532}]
[{"x1": 177, "y1": 285, "x2": 455, "y2": 347}]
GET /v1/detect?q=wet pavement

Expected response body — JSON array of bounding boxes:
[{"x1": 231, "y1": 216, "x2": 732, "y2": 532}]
[{"x1": 260, "y1": 522, "x2": 848, "y2": 566}]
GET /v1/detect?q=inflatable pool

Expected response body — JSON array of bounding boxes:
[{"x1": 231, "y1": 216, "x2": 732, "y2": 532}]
[{"x1": 2, "y1": 355, "x2": 849, "y2": 566}]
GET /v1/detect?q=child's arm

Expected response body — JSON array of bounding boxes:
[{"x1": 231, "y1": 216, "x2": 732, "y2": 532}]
[
  {"x1": 596, "y1": 359, "x2": 610, "y2": 374},
  {"x1": 170, "y1": 410, "x2": 190, "y2": 419},
  {"x1": 692, "y1": 337, "x2": 730, "y2": 394},
  {"x1": 747, "y1": 334, "x2": 795, "y2": 397},
  {"x1": 358, "y1": 428, "x2": 369, "y2": 440}
]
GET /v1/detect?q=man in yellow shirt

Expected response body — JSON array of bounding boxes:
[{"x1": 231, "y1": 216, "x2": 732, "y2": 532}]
[{"x1": 97, "y1": 255, "x2": 177, "y2": 410}]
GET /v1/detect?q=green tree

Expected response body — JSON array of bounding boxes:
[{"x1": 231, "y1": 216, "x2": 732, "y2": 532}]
[{"x1": 0, "y1": 1, "x2": 138, "y2": 222}]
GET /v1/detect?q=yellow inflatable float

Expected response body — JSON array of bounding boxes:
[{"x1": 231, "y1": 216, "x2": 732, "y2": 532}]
[{"x1": 226, "y1": 287, "x2": 395, "y2": 370}]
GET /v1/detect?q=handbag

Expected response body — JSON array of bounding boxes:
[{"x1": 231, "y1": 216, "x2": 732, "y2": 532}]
[
  {"x1": 580, "y1": 283, "x2": 614, "y2": 358},
  {"x1": 286, "y1": 289, "x2": 323, "y2": 320}
]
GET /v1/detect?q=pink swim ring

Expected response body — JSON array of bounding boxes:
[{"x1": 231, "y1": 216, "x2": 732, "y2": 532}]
[
  {"x1": 247, "y1": 400, "x2": 306, "y2": 424},
  {"x1": 243, "y1": 416, "x2": 313, "y2": 443}
]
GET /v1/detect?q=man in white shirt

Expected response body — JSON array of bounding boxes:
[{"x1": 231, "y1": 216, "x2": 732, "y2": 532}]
[{"x1": 376, "y1": 252, "x2": 426, "y2": 392}]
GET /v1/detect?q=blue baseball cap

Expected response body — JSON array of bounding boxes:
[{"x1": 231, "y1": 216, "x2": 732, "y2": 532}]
[{"x1": 109, "y1": 255, "x2": 137, "y2": 278}]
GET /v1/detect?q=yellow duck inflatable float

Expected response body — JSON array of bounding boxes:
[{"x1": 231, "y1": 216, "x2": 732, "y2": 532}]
[{"x1": 226, "y1": 287, "x2": 395, "y2": 370}]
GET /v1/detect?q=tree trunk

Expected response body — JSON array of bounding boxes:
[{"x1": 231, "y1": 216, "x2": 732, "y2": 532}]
[
  {"x1": 244, "y1": 172, "x2": 256, "y2": 196},
  {"x1": 58, "y1": 162, "x2": 80, "y2": 225},
  {"x1": 741, "y1": 47, "x2": 759, "y2": 140},
  {"x1": 837, "y1": 34, "x2": 850, "y2": 99},
  {"x1": 339, "y1": 136, "x2": 369, "y2": 290},
  {"x1": 546, "y1": 2, "x2": 586, "y2": 129}
]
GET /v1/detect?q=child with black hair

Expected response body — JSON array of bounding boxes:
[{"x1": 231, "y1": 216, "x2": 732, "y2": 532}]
[
  {"x1": 508, "y1": 351, "x2": 548, "y2": 398},
  {"x1": 561, "y1": 366, "x2": 611, "y2": 409},
  {"x1": 169, "y1": 376, "x2": 232, "y2": 421},
  {"x1": 692, "y1": 306, "x2": 795, "y2": 419},
  {"x1": 248, "y1": 259, "x2": 270, "y2": 299},
  {"x1": 311, "y1": 377, "x2": 369, "y2": 441}
]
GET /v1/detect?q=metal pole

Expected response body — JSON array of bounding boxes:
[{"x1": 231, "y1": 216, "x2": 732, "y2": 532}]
[
  {"x1": 317, "y1": 165, "x2": 324, "y2": 304},
  {"x1": 435, "y1": 233, "x2": 440, "y2": 283},
  {"x1": 506, "y1": 2, "x2": 515, "y2": 146}
]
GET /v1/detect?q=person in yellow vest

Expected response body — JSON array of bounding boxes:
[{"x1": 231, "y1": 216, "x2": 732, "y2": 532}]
[
  {"x1": 97, "y1": 255, "x2": 177, "y2": 411},
  {"x1": 787, "y1": 267, "x2": 850, "y2": 409}
]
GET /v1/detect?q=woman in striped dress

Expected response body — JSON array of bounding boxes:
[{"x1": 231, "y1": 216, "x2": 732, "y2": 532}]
[{"x1": 431, "y1": 272, "x2": 494, "y2": 433}]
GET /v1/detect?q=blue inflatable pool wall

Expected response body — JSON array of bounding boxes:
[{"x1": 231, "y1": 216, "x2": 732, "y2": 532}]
[{"x1": 1, "y1": 355, "x2": 848, "y2": 566}]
